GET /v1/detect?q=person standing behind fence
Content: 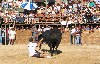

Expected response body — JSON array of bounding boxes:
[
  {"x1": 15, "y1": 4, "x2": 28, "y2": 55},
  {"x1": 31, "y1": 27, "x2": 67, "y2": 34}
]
[
  {"x1": 70, "y1": 26, "x2": 76, "y2": 44},
  {"x1": 1, "y1": 27, "x2": 5, "y2": 45},
  {"x1": 8, "y1": 27, "x2": 16, "y2": 45},
  {"x1": 31, "y1": 26, "x2": 38, "y2": 42},
  {"x1": 75, "y1": 25, "x2": 82, "y2": 45},
  {"x1": 43, "y1": 26, "x2": 51, "y2": 32},
  {"x1": 0, "y1": 27, "x2": 2, "y2": 44},
  {"x1": 11, "y1": 13, "x2": 16, "y2": 23}
]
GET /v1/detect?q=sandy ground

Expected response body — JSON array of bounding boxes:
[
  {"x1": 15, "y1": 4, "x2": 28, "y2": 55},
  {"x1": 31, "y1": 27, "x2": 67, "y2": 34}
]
[{"x1": 0, "y1": 44, "x2": 100, "y2": 64}]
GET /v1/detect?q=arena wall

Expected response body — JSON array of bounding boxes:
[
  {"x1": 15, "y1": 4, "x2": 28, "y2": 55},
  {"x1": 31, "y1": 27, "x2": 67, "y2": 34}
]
[{"x1": 15, "y1": 30, "x2": 100, "y2": 45}]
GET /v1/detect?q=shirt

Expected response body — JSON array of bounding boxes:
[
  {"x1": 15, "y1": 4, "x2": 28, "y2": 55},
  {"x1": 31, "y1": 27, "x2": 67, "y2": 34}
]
[
  {"x1": 44, "y1": 27, "x2": 51, "y2": 32},
  {"x1": 67, "y1": 20, "x2": 74, "y2": 27},
  {"x1": 71, "y1": 28, "x2": 76, "y2": 34},
  {"x1": 9, "y1": 30, "x2": 16, "y2": 39},
  {"x1": 60, "y1": 20, "x2": 67, "y2": 25},
  {"x1": 38, "y1": 28, "x2": 42, "y2": 32},
  {"x1": 28, "y1": 42, "x2": 37, "y2": 56},
  {"x1": 75, "y1": 28, "x2": 80, "y2": 36}
]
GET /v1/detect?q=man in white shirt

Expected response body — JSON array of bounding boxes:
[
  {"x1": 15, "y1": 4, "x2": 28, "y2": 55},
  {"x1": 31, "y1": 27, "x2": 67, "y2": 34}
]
[
  {"x1": 67, "y1": 19, "x2": 74, "y2": 27},
  {"x1": 28, "y1": 39, "x2": 38, "y2": 57},
  {"x1": 9, "y1": 28, "x2": 16, "y2": 45},
  {"x1": 70, "y1": 26, "x2": 76, "y2": 44},
  {"x1": 74, "y1": 26, "x2": 82, "y2": 45},
  {"x1": 11, "y1": 13, "x2": 16, "y2": 22},
  {"x1": 43, "y1": 26, "x2": 51, "y2": 32},
  {"x1": 28, "y1": 37, "x2": 52, "y2": 58},
  {"x1": 38, "y1": 27, "x2": 42, "y2": 32}
]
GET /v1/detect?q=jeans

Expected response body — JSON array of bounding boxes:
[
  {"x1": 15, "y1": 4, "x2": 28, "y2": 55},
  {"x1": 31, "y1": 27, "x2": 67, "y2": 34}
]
[
  {"x1": 2, "y1": 37, "x2": 5, "y2": 45},
  {"x1": 75, "y1": 35, "x2": 81, "y2": 44}
]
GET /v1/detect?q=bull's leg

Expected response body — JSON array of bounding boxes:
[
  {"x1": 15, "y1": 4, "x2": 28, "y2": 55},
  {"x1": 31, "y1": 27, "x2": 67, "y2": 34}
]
[
  {"x1": 50, "y1": 47, "x2": 53, "y2": 56},
  {"x1": 55, "y1": 46, "x2": 58, "y2": 55},
  {"x1": 53, "y1": 47, "x2": 55, "y2": 53},
  {"x1": 50, "y1": 47, "x2": 52, "y2": 53}
]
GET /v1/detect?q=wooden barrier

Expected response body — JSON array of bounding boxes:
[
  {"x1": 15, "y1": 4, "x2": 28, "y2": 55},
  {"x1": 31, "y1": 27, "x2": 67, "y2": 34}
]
[
  {"x1": 15, "y1": 29, "x2": 32, "y2": 44},
  {"x1": 61, "y1": 30, "x2": 100, "y2": 45},
  {"x1": 14, "y1": 30, "x2": 100, "y2": 45}
]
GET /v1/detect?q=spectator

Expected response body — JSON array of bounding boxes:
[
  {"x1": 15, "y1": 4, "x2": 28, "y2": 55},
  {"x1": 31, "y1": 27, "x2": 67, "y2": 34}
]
[
  {"x1": 38, "y1": 27, "x2": 42, "y2": 32},
  {"x1": 67, "y1": 18, "x2": 74, "y2": 27},
  {"x1": 70, "y1": 26, "x2": 76, "y2": 44},
  {"x1": 8, "y1": 27, "x2": 16, "y2": 45},
  {"x1": 0, "y1": 27, "x2": 2, "y2": 44},
  {"x1": 1, "y1": 27, "x2": 5, "y2": 45},
  {"x1": 11, "y1": 13, "x2": 16, "y2": 23},
  {"x1": 31, "y1": 26, "x2": 38, "y2": 42},
  {"x1": 29, "y1": 13, "x2": 33, "y2": 24},
  {"x1": 43, "y1": 26, "x2": 51, "y2": 32},
  {"x1": 90, "y1": 26, "x2": 94, "y2": 33},
  {"x1": 85, "y1": 25, "x2": 90, "y2": 30},
  {"x1": 75, "y1": 25, "x2": 82, "y2": 45}
]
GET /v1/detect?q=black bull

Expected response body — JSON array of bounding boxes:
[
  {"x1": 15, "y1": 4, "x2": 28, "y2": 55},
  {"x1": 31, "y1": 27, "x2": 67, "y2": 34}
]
[{"x1": 38, "y1": 28, "x2": 62, "y2": 56}]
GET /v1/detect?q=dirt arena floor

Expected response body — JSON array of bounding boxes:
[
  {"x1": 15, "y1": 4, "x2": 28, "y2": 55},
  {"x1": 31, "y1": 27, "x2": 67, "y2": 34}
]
[{"x1": 0, "y1": 43, "x2": 100, "y2": 64}]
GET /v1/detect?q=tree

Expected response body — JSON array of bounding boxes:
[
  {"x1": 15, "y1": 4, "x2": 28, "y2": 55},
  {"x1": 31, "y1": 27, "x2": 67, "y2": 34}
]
[{"x1": 0, "y1": 0, "x2": 2, "y2": 3}]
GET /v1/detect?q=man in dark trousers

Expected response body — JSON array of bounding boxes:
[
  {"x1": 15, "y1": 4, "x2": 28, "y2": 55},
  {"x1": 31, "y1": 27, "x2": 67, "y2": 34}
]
[
  {"x1": 31, "y1": 26, "x2": 38, "y2": 42},
  {"x1": 1, "y1": 27, "x2": 5, "y2": 45}
]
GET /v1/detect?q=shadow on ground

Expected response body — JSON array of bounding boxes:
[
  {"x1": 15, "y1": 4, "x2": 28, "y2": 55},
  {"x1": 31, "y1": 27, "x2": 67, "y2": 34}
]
[{"x1": 41, "y1": 49, "x2": 62, "y2": 55}]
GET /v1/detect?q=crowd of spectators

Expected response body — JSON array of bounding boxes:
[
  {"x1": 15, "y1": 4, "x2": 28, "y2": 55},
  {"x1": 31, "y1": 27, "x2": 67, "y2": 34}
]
[{"x1": 0, "y1": 0, "x2": 100, "y2": 25}]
